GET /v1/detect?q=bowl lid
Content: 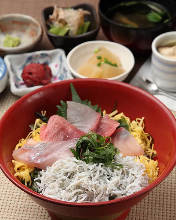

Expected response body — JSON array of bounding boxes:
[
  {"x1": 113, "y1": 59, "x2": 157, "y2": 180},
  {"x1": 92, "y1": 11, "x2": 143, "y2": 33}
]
[{"x1": 0, "y1": 57, "x2": 6, "y2": 80}]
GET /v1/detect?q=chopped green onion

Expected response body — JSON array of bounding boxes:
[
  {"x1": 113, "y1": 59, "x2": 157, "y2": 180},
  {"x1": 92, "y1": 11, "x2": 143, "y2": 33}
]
[
  {"x1": 97, "y1": 62, "x2": 102, "y2": 67},
  {"x1": 94, "y1": 48, "x2": 100, "y2": 53},
  {"x1": 96, "y1": 57, "x2": 118, "y2": 67},
  {"x1": 104, "y1": 58, "x2": 118, "y2": 67}
]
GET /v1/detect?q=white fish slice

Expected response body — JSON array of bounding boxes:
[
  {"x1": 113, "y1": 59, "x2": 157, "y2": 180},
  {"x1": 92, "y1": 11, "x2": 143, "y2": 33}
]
[{"x1": 67, "y1": 101, "x2": 101, "y2": 133}]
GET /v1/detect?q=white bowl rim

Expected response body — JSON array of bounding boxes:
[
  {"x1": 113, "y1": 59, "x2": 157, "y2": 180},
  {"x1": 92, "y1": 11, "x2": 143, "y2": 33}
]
[
  {"x1": 67, "y1": 40, "x2": 135, "y2": 80},
  {"x1": 152, "y1": 31, "x2": 176, "y2": 62},
  {"x1": 0, "y1": 13, "x2": 42, "y2": 52}
]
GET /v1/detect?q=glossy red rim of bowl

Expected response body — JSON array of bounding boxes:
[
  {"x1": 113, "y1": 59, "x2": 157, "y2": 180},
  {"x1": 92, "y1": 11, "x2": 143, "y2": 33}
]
[{"x1": 0, "y1": 79, "x2": 176, "y2": 207}]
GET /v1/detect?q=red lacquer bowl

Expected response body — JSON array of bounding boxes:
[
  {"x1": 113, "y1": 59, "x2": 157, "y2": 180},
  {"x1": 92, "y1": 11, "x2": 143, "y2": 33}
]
[{"x1": 0, "y1": 79, "x2": 176, "y2": 220}]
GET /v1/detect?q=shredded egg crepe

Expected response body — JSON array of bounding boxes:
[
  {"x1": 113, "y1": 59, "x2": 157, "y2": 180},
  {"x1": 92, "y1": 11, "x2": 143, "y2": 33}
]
[
  {"x1": 106, "y1": 110, "x2": 159, "y2": 183},
  {"x1": 13, "y1": 110, "x2": 159, "y2": 188},
  {"x1": 12, "y1": 118, "x2": 46, "y2": 185}
]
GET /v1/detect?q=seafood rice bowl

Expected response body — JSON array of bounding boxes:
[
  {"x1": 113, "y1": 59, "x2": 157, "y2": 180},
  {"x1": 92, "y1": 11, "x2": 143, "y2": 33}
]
[{"x1": 0, "y1": 79, "x2": 176, "y2": 220}]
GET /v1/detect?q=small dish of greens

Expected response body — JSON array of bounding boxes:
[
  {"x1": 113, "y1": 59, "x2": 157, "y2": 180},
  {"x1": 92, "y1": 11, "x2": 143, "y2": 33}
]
[
  {"x1": 47, "y1": 6, "x2": 91, "y2": 36},
  {"x1": 42, "y1": 4, "x2": 100, "y2": 52}
]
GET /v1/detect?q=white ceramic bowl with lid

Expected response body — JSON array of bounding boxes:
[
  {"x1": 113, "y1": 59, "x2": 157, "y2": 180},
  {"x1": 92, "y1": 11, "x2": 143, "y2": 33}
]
[{"x1": 152, "y1": 31, "x2": 176, "y2": 92}]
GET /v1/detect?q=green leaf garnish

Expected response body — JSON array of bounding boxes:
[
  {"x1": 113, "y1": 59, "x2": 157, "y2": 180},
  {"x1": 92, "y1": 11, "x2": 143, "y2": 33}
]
[
  {"x1": 49, "y1": 25, "x2": 69, "y2": 36},
  {"x1": 147, "y1": 11, "x2": 162, "y2": 23},
  {"x1": 56, "y1": 100, "x2": 67, "y2": 119},
  {"x1": 71, "y1": 132, "x2": 123, "y2": 169},
  {"x1": 118, "y1": 117, "x2": 129, "y2": 131},
  {"x1": 70, "y1": 83, "x2": 102, "y2": 113},
  {"x1": 70, "y1": 83, "x2": 82, "y2": 103},
  {"x1": 97, "y1": 56, "x2": 102, "y2": 60},
  {"x1": 56, "y1": 84, "x2": 102, "y2": 118},
  {"x1": 28, "y1": 168, "x2": 41, "y2": 193},
  {"x1": 77, "y1": 21, "x2": 90, "y2": 35}
]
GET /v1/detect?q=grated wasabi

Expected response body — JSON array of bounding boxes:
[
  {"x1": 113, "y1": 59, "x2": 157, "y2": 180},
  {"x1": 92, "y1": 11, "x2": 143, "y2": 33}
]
[{"x1": 3, "y1": 35, "x2": 21, "y2": 47}]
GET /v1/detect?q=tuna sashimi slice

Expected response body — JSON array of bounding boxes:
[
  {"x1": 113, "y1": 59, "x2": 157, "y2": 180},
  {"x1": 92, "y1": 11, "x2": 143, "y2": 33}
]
[
  {"x1": 67, "y1": 101, "x2": 101, "y2": 133},
  {"x1": 12, "y1": 139, "x2": 78, "y2": 169},
  {"x1": 96, "y1": 115, "x2": 119, "y2": 137},
  {"x1": 112, "y1": 127, "x2": 144, "y2": 156},
  {"x1": 40, "y1": 115, "x2": 85, "y2": 142}
]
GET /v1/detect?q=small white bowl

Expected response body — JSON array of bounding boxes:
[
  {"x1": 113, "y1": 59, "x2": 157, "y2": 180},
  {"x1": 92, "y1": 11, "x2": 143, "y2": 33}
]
[
  {"x1": 0, "y1": 57, "x2": 8, "y2": 93},
  {"x1": 152, "y1": 31, "x2": 176, "y2": 92},
  {"x1": 66, "y1": 40, "x2": 135, "y2": 81},
  {"x1": 0, "y1": 14, "x2": 42, "y2": 55},
  {"x1": 4, "y1": 49, "x2": 73, "y2": 96}
]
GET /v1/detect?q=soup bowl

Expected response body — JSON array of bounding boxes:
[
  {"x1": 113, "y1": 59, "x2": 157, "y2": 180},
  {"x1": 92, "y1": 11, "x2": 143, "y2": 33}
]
[
  {"x1": 98, "y1": 0, "x2": 176, "y2": 54},
  {"x1": 0, "y1": 79, "x2": 176, "y2": 220}
]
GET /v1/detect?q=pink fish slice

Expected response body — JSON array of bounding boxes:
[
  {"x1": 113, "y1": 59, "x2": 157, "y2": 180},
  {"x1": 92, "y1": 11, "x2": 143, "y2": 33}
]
[
  {"x1": 96, "y1": 115, "x2": 119, "y2": 137},
  {"x1": 40, "y1": 115, "x2": 85, "y2": 142},
  {"x1": 112, "y1": 127, "x2": 144, "y2": 156},
  {"x1": 67, "y1": 101, "x2": 101, "y2": 133},
  {"x1": 12, "y1": 138, "x2": 78, "y2": 170}
]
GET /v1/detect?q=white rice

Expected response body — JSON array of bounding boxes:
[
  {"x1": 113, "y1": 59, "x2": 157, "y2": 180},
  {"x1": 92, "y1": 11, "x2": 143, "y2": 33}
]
[{"x1": 35, "y1": 155, "x2": 149, "y2": 203}]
